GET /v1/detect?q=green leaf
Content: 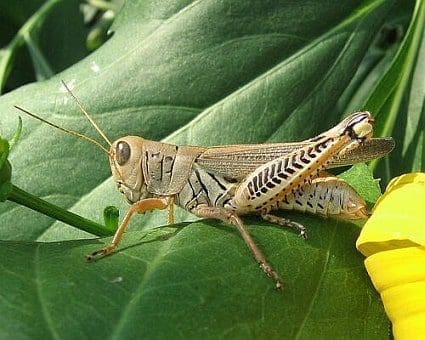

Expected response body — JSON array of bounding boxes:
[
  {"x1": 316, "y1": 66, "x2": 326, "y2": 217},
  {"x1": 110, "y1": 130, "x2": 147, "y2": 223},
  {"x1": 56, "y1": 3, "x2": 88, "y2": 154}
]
[
  {"x1": 0, "y1": 118, "x2": 23, "y2": 201},
  {"x1": 0, "y1": 0, "x2": 392, "y2": 241},
  {"x1": 103, "y1": 205, "x2": 119, "y2": 231},
  {"x1": 338, "y1": 163, "x2": 382, "y2": 206},
  {"x1": 0, "y1": 158, "x2": 12, "y2": 202},
  {"x1": 0, "y1": 0, "x2": 89, "y2": 93},
  {"x1": 364, "y1": 0, "x2": 424, "y2": 136},
  {"x1": 0, "y1": 0, "x2": 397, "y2": 337},
  {"x1": 357, "y1": 0, "x2": 424, "y2": 182},
  {"x1": 0, "y1": 137, "x2": 9, "y2": 169},
  {"x1": 0, "y1": 208, "x2": 387, "y2": 339},
  {"x1": 7, "y1": 116, "x2": 22, "y2": 150}
]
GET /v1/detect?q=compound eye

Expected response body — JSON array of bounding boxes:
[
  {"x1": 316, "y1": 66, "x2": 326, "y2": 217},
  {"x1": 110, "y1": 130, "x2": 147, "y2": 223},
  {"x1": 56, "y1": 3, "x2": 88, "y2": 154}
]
[{"x1": 116, "y1": 141, "x2": 131, "y2": 166}]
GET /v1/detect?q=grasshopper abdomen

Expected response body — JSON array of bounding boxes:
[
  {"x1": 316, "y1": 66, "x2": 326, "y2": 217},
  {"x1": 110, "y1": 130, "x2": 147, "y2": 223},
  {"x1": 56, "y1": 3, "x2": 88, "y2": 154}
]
[{"x1": 275, "y1": 176, "x2": 368, "y2": 219}]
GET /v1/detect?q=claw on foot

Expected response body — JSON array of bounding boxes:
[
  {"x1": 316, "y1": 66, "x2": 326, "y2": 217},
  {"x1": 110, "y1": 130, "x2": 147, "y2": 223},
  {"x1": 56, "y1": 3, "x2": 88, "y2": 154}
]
[
  {"x1": 286, "y1": 221, "x2": 307, "y2": 240},
  {"x1": 260, "y1": 263, "x2": 283, "y2": 289},
  {"x1": 85, "y1": 245, "x2": 115, "y2": 262},
  {"x1": 261, "y1": 213, "x2": 308, "y2": 240},
  {"x1": 275, "y1": 280, "x2": 283, "y2": 290},
  {"x1": 297, "y1": 226, "x2": 308, "y2": 240}
]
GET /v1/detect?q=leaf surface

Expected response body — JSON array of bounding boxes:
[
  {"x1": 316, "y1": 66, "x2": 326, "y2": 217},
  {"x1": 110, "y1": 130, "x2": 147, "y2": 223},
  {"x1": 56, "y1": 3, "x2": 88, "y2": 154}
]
[{"x1": 0, "y1": 0, "x2": 394, "y2": 338}]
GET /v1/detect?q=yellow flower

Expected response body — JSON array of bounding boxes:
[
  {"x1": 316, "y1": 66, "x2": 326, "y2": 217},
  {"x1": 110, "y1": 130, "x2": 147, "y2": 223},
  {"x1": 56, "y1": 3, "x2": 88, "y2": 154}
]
[{"x1": 356, "y1": 173, "x2": 425, "y2": 340}]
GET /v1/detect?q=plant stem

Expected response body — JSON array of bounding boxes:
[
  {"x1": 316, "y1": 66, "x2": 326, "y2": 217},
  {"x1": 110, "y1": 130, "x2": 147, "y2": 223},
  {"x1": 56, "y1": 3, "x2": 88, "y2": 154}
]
[
  {"x1": 8, "y1": 185, "x2": 114, "y2": 236},
  {"x1": 0, "y1": 0, "x2": 60, "y2": 92}
]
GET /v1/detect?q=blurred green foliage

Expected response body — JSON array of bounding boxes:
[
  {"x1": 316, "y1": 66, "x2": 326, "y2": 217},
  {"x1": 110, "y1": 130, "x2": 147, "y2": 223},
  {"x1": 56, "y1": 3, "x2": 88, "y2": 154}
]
[{"x1": 0, "y1": 0, "x2": 423, "y2": 338}]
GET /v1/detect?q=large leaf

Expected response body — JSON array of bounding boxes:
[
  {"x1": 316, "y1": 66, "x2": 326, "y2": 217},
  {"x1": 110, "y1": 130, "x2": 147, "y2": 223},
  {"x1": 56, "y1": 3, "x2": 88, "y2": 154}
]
[
  {"x1": 0, "y1": 167, "x2": 387, "y2": 339},
  {"x1": 0, "y1": 0, "x2": 395, "y2": 338},
  {"x1": 0, "y1": 0, "x2": 391, "y2": 241}
]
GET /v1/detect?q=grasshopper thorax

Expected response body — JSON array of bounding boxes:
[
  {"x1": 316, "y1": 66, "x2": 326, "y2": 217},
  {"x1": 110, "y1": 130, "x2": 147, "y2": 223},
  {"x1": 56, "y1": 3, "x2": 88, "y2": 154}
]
[{"x1": 110, "y1": 136, "x2": 146, "y2": 204}]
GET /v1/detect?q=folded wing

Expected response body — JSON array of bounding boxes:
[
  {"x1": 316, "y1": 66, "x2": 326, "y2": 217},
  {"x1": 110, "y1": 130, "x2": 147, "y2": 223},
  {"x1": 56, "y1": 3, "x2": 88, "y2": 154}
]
[{"x1": 196, "y1": 137, "x2": 394, "y2": 179}]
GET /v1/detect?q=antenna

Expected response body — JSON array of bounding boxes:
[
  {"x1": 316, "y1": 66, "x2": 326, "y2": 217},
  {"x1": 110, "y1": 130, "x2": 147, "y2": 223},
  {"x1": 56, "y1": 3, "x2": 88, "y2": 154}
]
[
  {"x1": 61, "y1": 80, "x2": 112, "y2": 146},
  {"x1": 14, "y1": 105, "x2": 110, "y2": 155}
]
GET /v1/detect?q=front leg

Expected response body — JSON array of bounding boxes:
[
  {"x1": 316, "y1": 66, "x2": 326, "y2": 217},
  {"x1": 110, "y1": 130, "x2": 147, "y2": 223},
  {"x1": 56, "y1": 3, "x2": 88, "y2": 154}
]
[
  {"x1": 86, "y1": 197, "x2": 173, "y2": 261},
  {"x1": 191, "y1": 205, "x2": 283, "y2": 289}
]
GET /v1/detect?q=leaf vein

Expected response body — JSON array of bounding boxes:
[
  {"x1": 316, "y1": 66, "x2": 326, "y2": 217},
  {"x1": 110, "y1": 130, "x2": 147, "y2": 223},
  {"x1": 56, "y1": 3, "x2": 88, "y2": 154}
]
[
  {"x1": 34, "y1": 243, "x2": 60, "y2": 340},
  {"x1": 109, "y1": 235, "x2": 174, "y2": 339},
  {"x1": 292, "y1": 222, "x2": 338, "y2": 340}
]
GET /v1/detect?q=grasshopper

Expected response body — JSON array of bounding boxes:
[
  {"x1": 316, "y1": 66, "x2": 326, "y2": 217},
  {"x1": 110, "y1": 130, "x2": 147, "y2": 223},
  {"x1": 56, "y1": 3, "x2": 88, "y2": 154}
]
[{"x1": 15, "y1": 83, "x2": 394, "y2": 288}]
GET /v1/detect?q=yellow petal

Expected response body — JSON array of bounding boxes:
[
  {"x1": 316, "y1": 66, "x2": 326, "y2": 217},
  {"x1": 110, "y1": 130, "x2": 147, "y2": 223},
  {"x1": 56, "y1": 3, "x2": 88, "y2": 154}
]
[
  {"x1": 356, "y1": 173, "x2": 425, "y2": 339},
  {"x1": 364, "y1": 248, "x2": 425, "y2": 340},
  {"x1": 356, "y1": 173, "x2": 425, "y2": 257},
  {"x1": 364, "y1": 247, "x2": 425, "y2": 291},
  {"x1": 384, "y1": 281, "x2": 425, "y2": 340}
]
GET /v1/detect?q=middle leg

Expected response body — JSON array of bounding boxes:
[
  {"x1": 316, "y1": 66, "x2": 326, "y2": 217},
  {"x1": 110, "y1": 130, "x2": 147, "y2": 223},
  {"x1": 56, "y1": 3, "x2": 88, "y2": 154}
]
[{"x1": 261, "y1": 213, "x2": 307, "y2": 239}]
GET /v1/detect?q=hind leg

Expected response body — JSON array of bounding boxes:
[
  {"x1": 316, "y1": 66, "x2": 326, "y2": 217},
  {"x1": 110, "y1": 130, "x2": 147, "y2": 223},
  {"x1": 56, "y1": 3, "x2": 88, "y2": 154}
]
[{"x1": 191, "y1": 204, "x2": 283, "y2": 289}]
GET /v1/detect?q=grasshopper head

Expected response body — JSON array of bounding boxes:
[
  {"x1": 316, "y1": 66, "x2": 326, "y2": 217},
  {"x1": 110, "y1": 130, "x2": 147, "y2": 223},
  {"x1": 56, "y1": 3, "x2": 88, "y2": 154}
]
[
  {"x1": 14, "y1": 86, "x2": 148, "y2": 206},
  {"x1": 110, "y1": 136, "x2": 147, "y2": 204}
]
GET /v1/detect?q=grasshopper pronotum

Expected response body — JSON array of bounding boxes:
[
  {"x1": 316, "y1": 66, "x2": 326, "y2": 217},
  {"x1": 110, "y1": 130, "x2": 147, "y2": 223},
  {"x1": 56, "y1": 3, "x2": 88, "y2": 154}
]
[{"x1": 15, "y1": 82, "x2": 394, "y2": 288}]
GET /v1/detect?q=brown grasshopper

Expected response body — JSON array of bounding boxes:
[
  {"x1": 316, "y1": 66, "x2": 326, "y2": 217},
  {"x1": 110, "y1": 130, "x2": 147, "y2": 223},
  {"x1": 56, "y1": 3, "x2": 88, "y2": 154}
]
[{"x1": 15, "y1": 83, "x2": 394, "y2": 288}]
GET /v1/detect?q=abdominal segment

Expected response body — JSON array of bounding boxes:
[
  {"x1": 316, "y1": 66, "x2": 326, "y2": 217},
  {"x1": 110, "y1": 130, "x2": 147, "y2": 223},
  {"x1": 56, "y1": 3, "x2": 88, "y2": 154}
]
[{"x1": 270, "y1": 176, "x2": 369, "y2": 219}]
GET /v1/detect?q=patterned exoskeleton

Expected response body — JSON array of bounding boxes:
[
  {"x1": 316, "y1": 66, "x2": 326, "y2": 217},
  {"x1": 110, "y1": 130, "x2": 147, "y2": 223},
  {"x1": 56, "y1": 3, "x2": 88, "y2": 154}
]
[
  {"x1": 99, "y1": 111, "x2": 393, "y2": 288},
  {"x1": 16, "y1": 95, "x2": 394, "y2": 288}
]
